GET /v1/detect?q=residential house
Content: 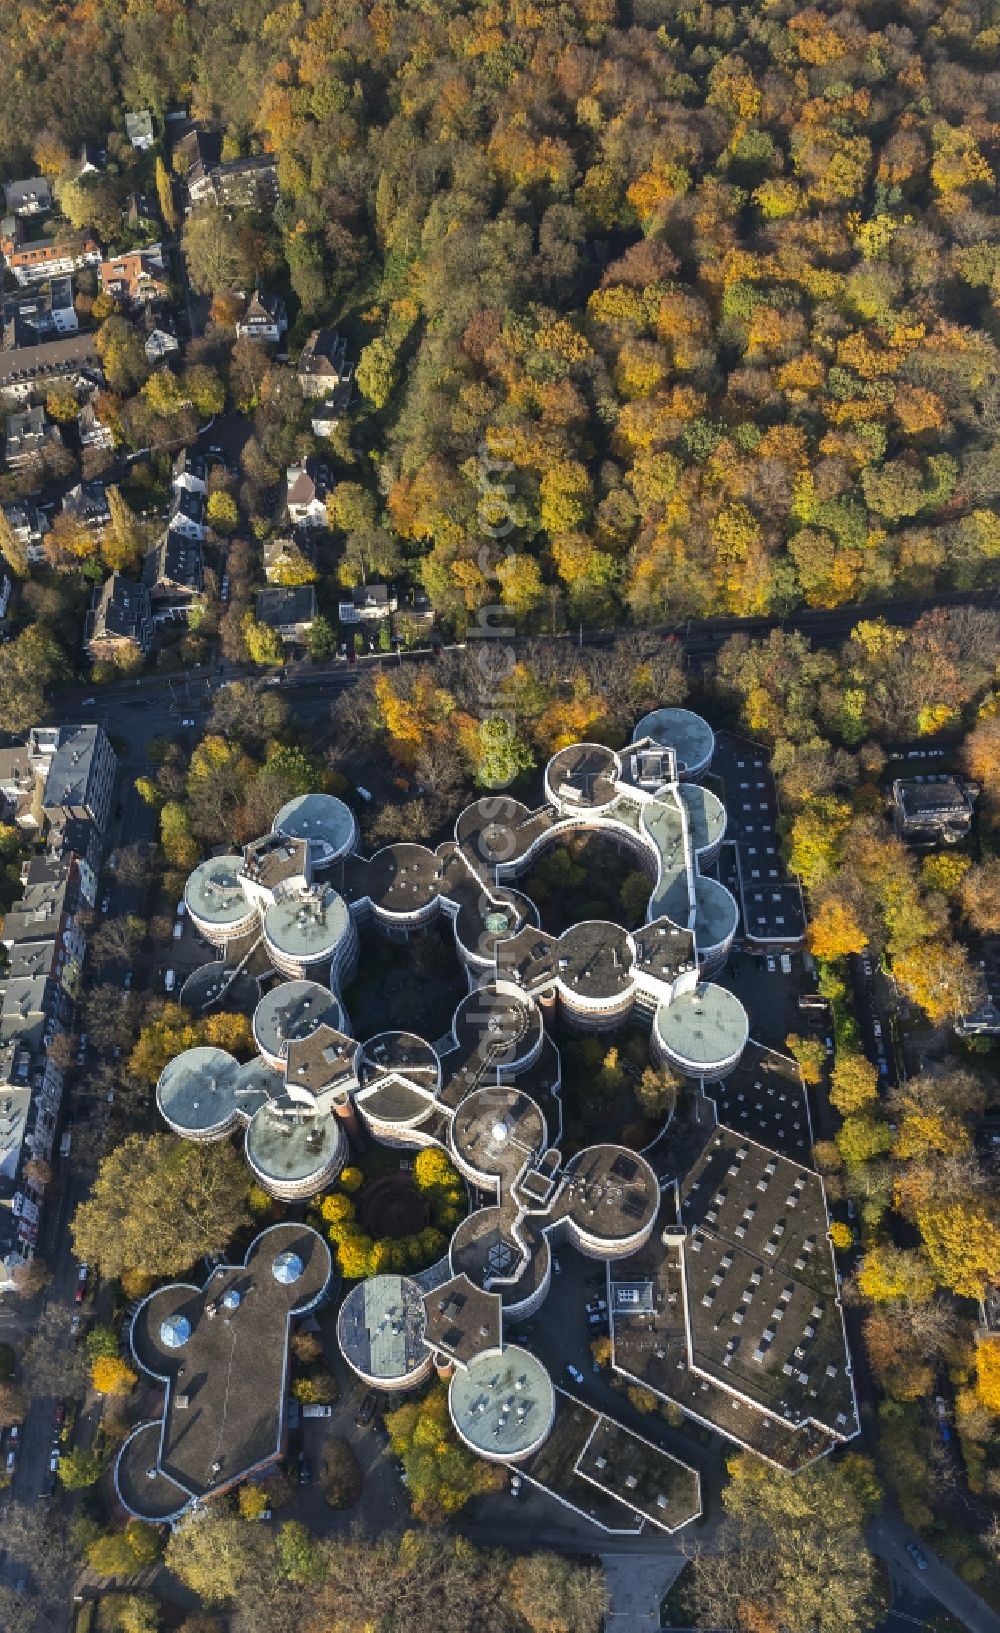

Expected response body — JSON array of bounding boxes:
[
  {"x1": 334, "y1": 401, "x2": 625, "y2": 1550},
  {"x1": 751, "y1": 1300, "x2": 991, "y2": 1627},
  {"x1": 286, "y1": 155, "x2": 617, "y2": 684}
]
[
  {"x1": 2, "y1": 276, "x2": 77, "y2": 341},
  {"x1": 78, "y1": 402, "x2": 115, "y2": 452},
  {"x1": 338, "y1": 583, "x2": 398, "y2": 624},
  {"x1": 236, "y1": 289, "x2": 288, "y2": 345},
  {"x1": 1, "y1": 502, "x2": 48, "y2": 566},
  {"x1": 3, "y1": 178, "x2": 52, "y2": 217},
  {"x1": 172, "y1": 127, "x2": 221, "y2": 179},
  {"x1": 3, "y1": 407, "x2": 61, "y2": 470},
  {"x1": 297, "y1": 329, "x2": 350, "y2": 397},
  {"x1": 48, "y1": 276, "x2": 78, "y2": 333},
  {"x1": 99, "y1": 246, "x2": 169, "y2": 307},
  {"x1": 263, "y1": 535, "x2": 315, "y2": 583},
  {"x1": 187, "y1": 153, "x2": 279, "y2": 211},
  {"x1": 256, "y1": 585, "x2": 316, "y2": 643},
  {"x1": 6, "y1": 234, "x2": 101, "y2": 288},
  {"x1": 285, "y1": 460, "x2": 332, "y2": 529},
  {"x1": 144, "y1": 528, "x2": 204, "y2": 617},
  {"x1": 30, "y1": 723, "x2": 118, "y2": 833},
  {"x1": 84, "y1": 574, "x2": 153, "y2": 664},
  {"x1": 142, "y1": 304, "x2": 179, "y2": 364},
  {"x1": 0, "y1": 213, "x2": 24, "y2": 258},
  {"x1": 0, "y1": 746, "x2": 37, "y2": 828},
  {"x1": 173, "y1": 447, "x2": 209, "y2": 497},
  {"x1": 168, "y1": 487, "x2": 206, "y2": 541},
  {"x1": 63, "y1": 480, "x2": 111, "y2": 535},
  {"x1": 0, "y1": 329, "x2": 99, "y2": 401},
  {"x1": 892, "y1": 776, "x2": 976, "y2": 846},
  {"x1": 126, "y1": 191, "x2": 158, "y2": 232},
  {"x1": 77, "y1": 142, "x2": 106, "y2": 178},
  {"x1": 125, "y1": 110, "x2": 155, "y2": 149}
]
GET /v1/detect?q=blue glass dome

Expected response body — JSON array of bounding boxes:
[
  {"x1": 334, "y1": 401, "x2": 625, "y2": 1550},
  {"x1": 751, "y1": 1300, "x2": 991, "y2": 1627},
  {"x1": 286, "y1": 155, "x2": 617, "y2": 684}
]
[
  {"x1": 159, "y1": 1314, "x2": 191, "y2": 1349},
  {"x1": 272, "y1": 1250, "x2": 304, "y2": 1285}
]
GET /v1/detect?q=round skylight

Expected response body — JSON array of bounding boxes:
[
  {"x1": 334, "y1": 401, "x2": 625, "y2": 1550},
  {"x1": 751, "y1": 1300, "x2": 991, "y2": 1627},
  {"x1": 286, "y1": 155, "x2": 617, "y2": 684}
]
[
  {"x1": 272, "y1": 1250, "x2": 304, "y2": 1285},
  {"x1": 159, "y1": 1314, "x2": 191, "y2": 1349}
]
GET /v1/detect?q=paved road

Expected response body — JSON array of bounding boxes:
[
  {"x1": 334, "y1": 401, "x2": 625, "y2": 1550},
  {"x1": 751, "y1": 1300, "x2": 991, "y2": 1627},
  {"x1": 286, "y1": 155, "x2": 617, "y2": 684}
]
[{"x1": 870, "y1": 1505, "x2": 1000, "y2": 1633}]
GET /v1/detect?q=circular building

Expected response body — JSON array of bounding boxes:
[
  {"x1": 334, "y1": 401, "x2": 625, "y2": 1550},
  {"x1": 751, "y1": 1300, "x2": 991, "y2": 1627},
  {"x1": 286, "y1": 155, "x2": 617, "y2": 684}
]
[
  {"x1": 544, "y1": 743, "x2": 620, "y2": 817},
  {"x1": 451, "y1": 983, "x2": 544, "y2": 1078},
  {"x1": 337, "y1": 1274, "x2": 433, "y2": 1392},
  {"x1": 679, "y1": 782, "x2": 726, "y2": 862},
  {"x1": 244, "y1": 1097, "x2": 347, "y2": 1200},
  {"x1": 183, "y1": 856, "x2": 256, "y2": 944},
  {"x1": 253, "y1": 979, "x2": 344, "y2": 1067},
  {"x1": 114, "y1": 1422, "x2": 190, "y2": 1524},
  {"x1": 156, "y1": 1046, "x2": 242, "y2": 1141},
  {"x1": 450, "y1": 1085, "x2": 546, "y2": 1189},
  {"x1": 633, "y1": 709, "x2": 715, "y2": 779},
  {"x1": 449, "y1": 1345, "x2": 555, "y2": 1463},
  {"x1": 273, "y1": 793, "x2": 358, "y2": 865},
  {"x1": 653, "y1": 982, "x2": 749, "y2": 1081},
  {"x1": 263, "y1": 887, "x2": 354, "y2": 981},
  {"x1": 455, "y1": 795, "x2": 532, "y2": 873},
  {"x1": 179, "y1": 961, "x2": 261, "y2": 1019},
  {"x1": 692, "y1": 875, "x2": 739, "y2": 972}
]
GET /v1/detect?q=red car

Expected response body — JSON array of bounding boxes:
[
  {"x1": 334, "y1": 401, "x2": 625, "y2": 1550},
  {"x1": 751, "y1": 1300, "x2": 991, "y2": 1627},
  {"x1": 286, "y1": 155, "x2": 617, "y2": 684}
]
[
  {"x1": 53, "y1": 1403, "x2": 65, "y2": 1428},
  {"x1": 74, "y1": 1264, "x2": 89, "y2": 1303}
]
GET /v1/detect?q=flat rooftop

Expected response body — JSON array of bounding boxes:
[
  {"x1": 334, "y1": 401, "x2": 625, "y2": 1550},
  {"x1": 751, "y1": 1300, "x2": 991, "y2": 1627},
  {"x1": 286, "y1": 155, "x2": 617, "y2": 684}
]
[
  {"x1": 553, "y1": 1144, "x2": 660, "y2": 1247},
  {"x1": 450, "y1": 1344, "x2": 554, "y2": 1459},
  {"x1": 129, "y1": 1225, "x2": 332, "y2": 1503},
  {"x1": 242, "y1": 834, "x2": 309, "y2": 893},
  {"x1": 245, "y1": 1099, "x2": 345, "y2": 1185},
  {"x1": 184, "y1": 855, "x2": 253, "y2": 928},
  {"x1": 273, "y1": 792, "x2": 356, "y2": 857},
  {"x1": 253, "y1": 979, "x2": 343, "y2": 1059},
  {"x1": 706, "y1": 1044, "x2": 813, "y2": 1164},
  {"x1": 358, "y1": 1031, "x2": 440, "y2": 1093},
  {"x1": 556, "y1": 920, "x2": 634, "y2": 1001},
  {"x1": 575, "y1": 1416, "x2": 700, "y2": 1532},
  {"x1": 654, "y1": 982, "x2": 749, "y2": 1069},
  {"x1": 337, "y1": 1274, "x2": 428, "y2": 1383},
  {"x1": 156, "y1": 1045, "x2": 242, "y2": 1136},
  {"x1": 546, "y1": 743, "x2": 620, "y2": 809},
  {"x1": 633, "y1": 709, "x2": 714, "y2": 774},
  {"x1": 452, "y1": 1085, "x2": 547, "y2": 1185},
  {"x1": 263, "y1": 887, "x2": 349, "y2": 961},
  {"x1": 678, "y1": 1128, "x2": 856, "y2": 1439},
  {"x1": 450, "y1": 1204, "x2": 548, "y2": 1307},
  {"x1": 422, "y1": 1272, "x2": 502, "y2": 1366}
]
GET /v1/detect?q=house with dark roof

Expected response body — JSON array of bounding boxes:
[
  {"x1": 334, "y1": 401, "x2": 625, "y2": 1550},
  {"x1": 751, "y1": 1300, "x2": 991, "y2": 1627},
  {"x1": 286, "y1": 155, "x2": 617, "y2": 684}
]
[
  {"x1": 256, "y1": 585, "x2": 316, "y2": 643},
  {"x1": 263, "y1": 535, "x2": 315, "y2": 583},
  {"x1": 892, "y1": 776, "x2": 976, "y2": 846},
  {"x1": 144, "y1": 529, "x2": 204, "y2": 617},
  {"x1": 3, "y1": 407, "x2": 61, "y2": 470},
  {"x1": 1, "y1": 502, "x2": 48, "y2": 564},
  {"x1": 172, "y1": 448, "x2": 208, "y2": 496},
  {"x1": 3, "y1": 178, "x2": 51, "y2": 218},
  {"x1": 338, "y1": 583, "x2": 398, "y2": 624},
  {"x1": 168, "y1": 487, "x2": 206, "y2": 541},
  {"x1": 285, "y1": 460, "x2": 332, "y2": 529},
  {"x1": 0, "y1": 330, "x2": 100, "y2": 401},
  {"x1": 236, "y1": 289, "x2": 288, "y2": 345},
  {"x1": 78, "y1": 402, "x2": 114, "y2": 452},
  {"x1": 297, "y1": 329, "x2": 349, "y2": 398},
  {"x1": 85, "y1": 574, "x2": 153, "y2": 663},
  {"x1": 63, "y1": 481, "x2": 111, "y2": 535},
  {"x1": 187, "y1": 152, "x2": 279, "y2": 211},
  {"x1": 142, "y1": 304, "x2": 179, "y2": 364}
]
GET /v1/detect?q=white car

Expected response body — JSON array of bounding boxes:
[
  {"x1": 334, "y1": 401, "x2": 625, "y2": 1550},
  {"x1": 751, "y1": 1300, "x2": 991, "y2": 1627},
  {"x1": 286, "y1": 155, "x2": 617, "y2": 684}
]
[
  {"x1": 100, "y1": 893, "x2": 111, "y2": 914},
  {"x1": 566, "y1": 1364, "x2": 584, "y2": 1384},
  {"x1": 766, "y1": 955, "x2": 776, "y2": 974},
  {"x1": 779, "y1": 953, "x2": 792, "y2": 975},
  {"x1": 164, "y1": 969, "x2": 176, "y2": 993},
  {"x1": 181, "y1": 717, "x2": 195, "y2": 727}
]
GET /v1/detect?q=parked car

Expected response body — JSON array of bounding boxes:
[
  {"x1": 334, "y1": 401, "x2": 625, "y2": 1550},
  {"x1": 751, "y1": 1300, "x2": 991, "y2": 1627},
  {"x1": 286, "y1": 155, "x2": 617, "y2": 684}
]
[
  {"x1": 53, "y1": 1403, "x2": 65, "y2": 1428},
  {"x1": 5, "y1": 1448, "x2": 16, "y2": 1473},
  {"x1": 766, "y1": 954, "x2": 776, "y2": 974},
  {"x1": 510, "y1": 1472, "x2": 522, "y2": 1498},
  {"x1": 48, "y1": 1448, "x2": 60, "y2": 1473},
  {"x1": 566, "y1": 1364, "x2": 584, "y2": 1384},
  {"x1": 301, "y1": 1403, "x2": 333, "y2": 1419},
  {"x1": 298, "y1": 1457, "x2": 312, "y2": 1485},
  {"x1": 355, "y1": 1391, "x2": 378, "y2": 1428},
  {"x1": 552, "y1": 1256, "x2": 562, "y2": 1275},
  {"x1": 123, "y1": 971, "x2": 132, "y2": 991},
  {"x1": 779, "y1": 953, "x2": 792, "y2": 975},
  {"x1": 74, "y1": 1264, "x2": 89, "y2": 1303},
  {"x1": 586, "y1": 1298, "x2": 607, "y2": 1314},
  {"x1": 7, "y1": 1424, "x2": 20, "y2": 1446},
  {"x1": 100, "y1": 893, "x2": 111, "y2": 914},
  {"x1": 164, "y1": 969, "x2": 176, "y2": 992},
  {"x1": 172, "y1": 921, "x2": 183, "y2": 939},
  {"x1": 906, "y1": 1541, "x2": 929, "y2": 1571},
  {"x1": 70, "y1": 1314, "x2": 82, "y2": 1340}
]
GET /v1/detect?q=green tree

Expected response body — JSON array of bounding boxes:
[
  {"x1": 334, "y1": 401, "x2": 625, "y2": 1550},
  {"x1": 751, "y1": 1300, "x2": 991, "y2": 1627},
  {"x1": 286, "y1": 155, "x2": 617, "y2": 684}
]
[
  {"x1": 242, "y1": 613, "x2": 285, "y2": 666},
  {"x1": 306, "y1": 613, "x2": 337, "y2": 661},
  {"x1": 164, "y1": 1510, "x2": 257, "y2": 1605},
  {"x1": 474, "y1": 715, "x2": 534, "y2": 790},
  {"x1": 155, "y1": 155, "x2": 177, "y2": 231},
  {"x1": 57, "y1": 1445, "x2": 103, "y2": 1489},
  {"x1": 206, "y1": 491, "x2": 239, "y2": 534},
  {"x1": 182, "y1": 210, "x2": 254, "y2": 295},
  {"x1": 356, "y1": 336, "x2": 399, "y2": 409},
  {"x1": 70, "y1": 1134, "x2": 250, "y2": 1282},
  {"x1": 384, "y1": 1383, "x2": 504, "y2": 1522}
]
